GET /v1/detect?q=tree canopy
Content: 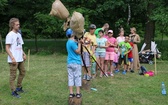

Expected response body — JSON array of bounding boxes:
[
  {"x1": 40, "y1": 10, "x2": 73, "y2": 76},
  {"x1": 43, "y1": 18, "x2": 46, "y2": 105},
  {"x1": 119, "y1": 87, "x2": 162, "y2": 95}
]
[{"x1": 0, "y1": 0, "x2": 167, "y2": 47}]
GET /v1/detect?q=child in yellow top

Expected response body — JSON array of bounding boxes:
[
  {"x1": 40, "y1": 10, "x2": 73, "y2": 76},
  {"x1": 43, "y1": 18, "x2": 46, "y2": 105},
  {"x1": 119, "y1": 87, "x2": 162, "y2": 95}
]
[{"x1": 82, "y1": 24, "x2": 97, "y2": 81}]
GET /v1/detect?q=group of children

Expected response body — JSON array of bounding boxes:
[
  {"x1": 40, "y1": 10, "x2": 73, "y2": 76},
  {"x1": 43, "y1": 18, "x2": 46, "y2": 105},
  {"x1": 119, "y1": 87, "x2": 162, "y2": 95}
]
[
  {"x1": 66, "y1": 24, "x2": 138, "y2": 98},
  {"x1": 89, "y1": 27, "x2": 135, "y2": 79}
]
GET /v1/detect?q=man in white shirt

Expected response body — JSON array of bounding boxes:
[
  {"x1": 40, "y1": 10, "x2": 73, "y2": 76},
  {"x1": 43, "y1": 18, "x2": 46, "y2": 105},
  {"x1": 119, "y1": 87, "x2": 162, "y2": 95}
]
[{"x1": 6, "y1": 18, "x2": 26, "y2": 98}]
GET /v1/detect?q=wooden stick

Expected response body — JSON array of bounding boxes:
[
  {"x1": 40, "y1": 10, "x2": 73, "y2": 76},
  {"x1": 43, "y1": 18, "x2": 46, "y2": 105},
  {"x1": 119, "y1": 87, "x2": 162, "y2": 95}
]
[
  {"x1": 27, "y1": 49, "x2": 30, "y2": 71},
  {"x1": 154, "y1": 53, "x2": 157, "y2": 75}
]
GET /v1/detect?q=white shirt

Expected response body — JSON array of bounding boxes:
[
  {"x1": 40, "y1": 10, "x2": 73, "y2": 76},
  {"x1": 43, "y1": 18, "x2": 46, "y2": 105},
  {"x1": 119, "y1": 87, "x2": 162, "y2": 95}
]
[
  {"x1": 117, "y1": 36, "x2": 125, "y2": 44},
  {"x1": 5, "y1": 31, "x2": 24, "y2": 63}
]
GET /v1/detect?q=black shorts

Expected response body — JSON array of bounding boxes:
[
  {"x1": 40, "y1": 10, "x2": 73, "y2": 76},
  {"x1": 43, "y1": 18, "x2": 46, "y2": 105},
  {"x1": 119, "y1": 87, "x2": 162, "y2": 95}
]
[{"x1": 118, "y1": 55, "x2": 128, "y2": 65}]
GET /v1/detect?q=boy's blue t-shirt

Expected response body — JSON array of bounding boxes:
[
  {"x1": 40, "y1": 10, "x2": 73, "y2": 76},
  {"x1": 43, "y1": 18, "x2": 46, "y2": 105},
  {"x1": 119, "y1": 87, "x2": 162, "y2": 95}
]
[{"x1": 66, "y1": 39, "x2": 81, "y2": 65}]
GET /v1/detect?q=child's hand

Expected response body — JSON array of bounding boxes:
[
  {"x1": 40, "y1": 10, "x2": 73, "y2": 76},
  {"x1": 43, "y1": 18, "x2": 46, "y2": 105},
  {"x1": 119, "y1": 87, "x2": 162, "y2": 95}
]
[
  {"x1": 124, "y1": 52, "x2": 128, "y2": 55},
  {"x1": 110, "y1": 43, "x2": 114, "y2": 47},
  {"x1": 78, "y1": 39, "x2": 84, "y2": 44}
]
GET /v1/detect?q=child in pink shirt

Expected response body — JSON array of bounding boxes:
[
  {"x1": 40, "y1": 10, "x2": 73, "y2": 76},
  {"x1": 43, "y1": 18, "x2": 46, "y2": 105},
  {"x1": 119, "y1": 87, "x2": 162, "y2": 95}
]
[{"x1": 104, "y1": 30, "x2": 117, "y2": 76}]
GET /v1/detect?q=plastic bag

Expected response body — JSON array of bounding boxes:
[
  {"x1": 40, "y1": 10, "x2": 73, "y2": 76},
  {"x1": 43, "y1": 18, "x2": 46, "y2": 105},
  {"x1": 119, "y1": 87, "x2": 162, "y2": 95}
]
[
  {"x1": 70, "y1": 11, "x2": 85, "y2": 38},
  {"x1": 49, "y1": 0, "x2": 69, "y2": 20}
]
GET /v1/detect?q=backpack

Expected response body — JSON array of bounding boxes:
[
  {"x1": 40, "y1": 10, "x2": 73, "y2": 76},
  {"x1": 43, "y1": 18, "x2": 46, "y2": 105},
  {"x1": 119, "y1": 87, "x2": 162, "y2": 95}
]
[{"x1": 139, "y1": 66, "x2": 147, "y2": 75}]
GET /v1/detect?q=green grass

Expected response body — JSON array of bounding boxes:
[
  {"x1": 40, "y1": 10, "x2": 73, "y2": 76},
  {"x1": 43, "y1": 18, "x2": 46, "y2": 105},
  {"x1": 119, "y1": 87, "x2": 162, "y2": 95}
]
[{"x1": 0, "y1": 53, "x2": 168, "y2": 105}]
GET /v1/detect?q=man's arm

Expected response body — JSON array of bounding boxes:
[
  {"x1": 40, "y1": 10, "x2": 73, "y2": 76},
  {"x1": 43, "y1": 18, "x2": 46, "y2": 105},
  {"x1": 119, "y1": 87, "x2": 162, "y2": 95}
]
[
  {"x1": 22, "y1": 49, "x2": 26, "y2": 61},
  {"x1": 6, "y1": 44, "x2": 16, "y2": 64}
]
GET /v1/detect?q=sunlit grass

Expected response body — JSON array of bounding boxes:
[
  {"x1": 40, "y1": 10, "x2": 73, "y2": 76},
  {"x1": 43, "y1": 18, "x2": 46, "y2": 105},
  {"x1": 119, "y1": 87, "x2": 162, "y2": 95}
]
[{"x1": 0, "y1": 53, "x2": 168, "y2": 105}]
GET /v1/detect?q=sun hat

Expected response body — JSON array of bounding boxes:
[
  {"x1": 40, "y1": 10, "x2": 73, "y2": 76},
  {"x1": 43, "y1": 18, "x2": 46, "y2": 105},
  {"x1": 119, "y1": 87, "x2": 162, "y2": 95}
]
[{"x1": 108, "y1": 30, "x2": 113, "y2": 33}]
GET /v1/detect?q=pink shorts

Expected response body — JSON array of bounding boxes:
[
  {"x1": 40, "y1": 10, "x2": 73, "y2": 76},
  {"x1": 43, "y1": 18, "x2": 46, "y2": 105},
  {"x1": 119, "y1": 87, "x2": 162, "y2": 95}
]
[{"x1": 105, "y1": 52, "x2": 115, "y2": 61}]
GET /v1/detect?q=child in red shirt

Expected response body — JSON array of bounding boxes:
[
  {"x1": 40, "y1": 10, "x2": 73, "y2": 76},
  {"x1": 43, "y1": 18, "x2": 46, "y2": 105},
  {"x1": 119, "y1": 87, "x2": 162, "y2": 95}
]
[{"x1": 128, "y1": 42, "x2": 134, "y2": 73}]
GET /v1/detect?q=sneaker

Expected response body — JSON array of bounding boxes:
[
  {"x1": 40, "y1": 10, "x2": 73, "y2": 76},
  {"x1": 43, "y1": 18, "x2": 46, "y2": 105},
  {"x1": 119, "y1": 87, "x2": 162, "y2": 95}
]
[
  {"x1": 104, "y1": 73, "x2": 108, "y2": 77},
  {"x1": 86, "y1": 75, "x2": 91, "y2": 81},
  {"x1": 16, "y1": 87, "x2": 24, "y2": 93},
  {"x1": 12, "y1": 91, "x2": 21, "y2": 98},
  {"x1": 130, "y1": 70, "x2": 134, "y2": 73},
  {"x1": 109, "y1": 73, "x2": 114, "y2": 77},
  {"x1": 76, "y1": 93, "x2": 82, "y2": 98},
  {"x1": 69, "y1": 93, "x2": 75, "y2": 98},
  {"x1": 83, "y1": 74, "x2": 87, "y2": 80},
  {"x1": 122, "y1": 70, "x2": 126, "y2": 75},
  {"x1": 115, "y1": 70, "x2": 120, "y2": 73}
]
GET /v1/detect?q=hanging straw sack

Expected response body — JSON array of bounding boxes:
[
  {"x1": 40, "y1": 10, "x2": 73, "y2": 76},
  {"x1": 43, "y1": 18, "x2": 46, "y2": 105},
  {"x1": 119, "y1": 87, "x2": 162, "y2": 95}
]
[
  {"x1": 70, "y1": 11, "x2": 85, "y2": 38},
  {"x1": 49, "y1": 0, "x2": 69, "y2": 20}
]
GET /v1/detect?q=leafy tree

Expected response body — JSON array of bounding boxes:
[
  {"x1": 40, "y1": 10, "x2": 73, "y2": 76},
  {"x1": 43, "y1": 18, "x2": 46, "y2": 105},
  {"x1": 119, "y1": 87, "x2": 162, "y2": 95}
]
[{"x1": 0, "y1": 0, "x2": 167, "y2": 52}]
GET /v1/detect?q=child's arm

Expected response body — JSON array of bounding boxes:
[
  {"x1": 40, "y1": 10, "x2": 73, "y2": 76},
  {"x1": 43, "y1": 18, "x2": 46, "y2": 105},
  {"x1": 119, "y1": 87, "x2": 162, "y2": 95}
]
[
  {"x1": 99, "y1": 41, "x2": 108, "y2": 48},
  {"x1": 108, "y1": 41, "x2": 117, "y2": 47},
  {"x1": 92, "y1": 45, "x2": 96, "y2": 55},
  {"x1": 124, "y1": 48, "x2": 131, "y2": 55},
  {"x1": 75, "y1": 40, "x2": 83, "y2": 54},
  {"x1": 113, "y1": 41, "x2": 117, "y2": 47}
]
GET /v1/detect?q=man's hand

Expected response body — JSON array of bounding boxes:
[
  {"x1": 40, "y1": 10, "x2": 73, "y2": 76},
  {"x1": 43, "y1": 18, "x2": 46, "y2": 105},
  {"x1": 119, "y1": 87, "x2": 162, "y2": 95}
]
[
  {"x1": 11, "y1": 57, "x2": 17, "y2": 65},
  {"x1": 23, "y1": 54, "x2": 26, "y2": 61}
]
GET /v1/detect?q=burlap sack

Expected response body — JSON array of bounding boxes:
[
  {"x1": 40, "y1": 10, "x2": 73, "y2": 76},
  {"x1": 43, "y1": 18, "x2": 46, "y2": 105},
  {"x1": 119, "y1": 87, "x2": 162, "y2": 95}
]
[
  {"x1": 70, "y1": 11, "x2": 85, "y2": 38},
  {"x1": 49, "y1": 0, "x2": 69, "y2": 20}
]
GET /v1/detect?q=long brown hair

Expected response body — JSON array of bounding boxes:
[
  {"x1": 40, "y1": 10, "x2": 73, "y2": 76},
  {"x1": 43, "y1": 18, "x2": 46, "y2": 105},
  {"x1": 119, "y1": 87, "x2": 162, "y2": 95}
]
[{"x1": 9, "y1": 18, "x2": 19, "y2": 32}]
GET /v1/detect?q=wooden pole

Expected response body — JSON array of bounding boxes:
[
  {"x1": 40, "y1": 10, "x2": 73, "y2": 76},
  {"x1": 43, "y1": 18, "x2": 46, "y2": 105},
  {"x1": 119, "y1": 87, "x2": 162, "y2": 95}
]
[
  {"x1": 154, "y1": 53, "x2": 157, "y2": 75},
  {"x1": 0, "y1": 34, "x2": 4, "y2": 53},
  {"x1": 27, "y1": 49, "x2": 30, "y2": 71}
]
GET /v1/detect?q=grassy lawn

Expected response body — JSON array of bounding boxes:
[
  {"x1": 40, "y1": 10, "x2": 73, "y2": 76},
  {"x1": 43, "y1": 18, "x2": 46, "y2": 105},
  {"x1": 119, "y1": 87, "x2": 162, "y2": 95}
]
[{"x1": 0, "y1": 52, "x2": 168, "y2": 105}]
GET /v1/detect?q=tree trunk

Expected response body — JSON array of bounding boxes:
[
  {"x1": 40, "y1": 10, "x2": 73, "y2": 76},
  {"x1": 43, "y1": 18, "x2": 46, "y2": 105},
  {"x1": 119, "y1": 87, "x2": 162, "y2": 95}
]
[{"x1": 144, "y1": 2, "x2": 155, "y2": 50}]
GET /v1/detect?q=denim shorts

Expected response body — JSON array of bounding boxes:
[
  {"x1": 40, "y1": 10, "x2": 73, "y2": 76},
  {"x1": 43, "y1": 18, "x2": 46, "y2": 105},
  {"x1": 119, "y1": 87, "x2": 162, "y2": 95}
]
[{"x1": 95, "y1": 52, "x2": 106, "y2": 58}]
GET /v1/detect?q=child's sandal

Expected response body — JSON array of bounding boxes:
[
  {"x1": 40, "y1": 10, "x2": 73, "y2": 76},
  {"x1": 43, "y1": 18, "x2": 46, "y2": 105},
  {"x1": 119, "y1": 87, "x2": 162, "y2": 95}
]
[
  {"x1": 76, "y1": 93, "x2": 82, "y2": 98},
  {"x1": 69, "y1": 94, "x2": 75, "y2": 98}
]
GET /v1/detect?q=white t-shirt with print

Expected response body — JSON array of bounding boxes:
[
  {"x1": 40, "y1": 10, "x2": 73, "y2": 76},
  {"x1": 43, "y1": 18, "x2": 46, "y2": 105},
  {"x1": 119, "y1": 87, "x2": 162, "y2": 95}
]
[{"x1": 5, "y1": 31, "x2": 24, "y2": 63}]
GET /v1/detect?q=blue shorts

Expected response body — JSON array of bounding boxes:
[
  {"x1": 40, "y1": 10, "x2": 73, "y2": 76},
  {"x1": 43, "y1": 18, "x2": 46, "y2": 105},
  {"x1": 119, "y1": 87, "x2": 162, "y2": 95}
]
[
  {"x1": 128, "y1": 58, "x2": 133, "y2": 62},
  {"x1": 95, "y1": 52, "x2": 106, "y2": 58}
]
